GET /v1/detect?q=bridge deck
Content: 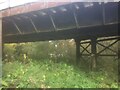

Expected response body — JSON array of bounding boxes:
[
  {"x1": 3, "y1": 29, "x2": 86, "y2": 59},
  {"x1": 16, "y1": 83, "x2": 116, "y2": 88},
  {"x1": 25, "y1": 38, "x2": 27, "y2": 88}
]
[{"x1": 1, "y1": 2, "x2": 119, "y2": 43}]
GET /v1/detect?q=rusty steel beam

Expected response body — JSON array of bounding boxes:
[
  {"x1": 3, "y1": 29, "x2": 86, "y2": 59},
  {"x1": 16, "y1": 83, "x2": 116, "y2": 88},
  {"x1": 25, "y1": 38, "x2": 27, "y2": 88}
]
[{"x1": 0, "y1": 2, "x2": 71, "y2": 18}]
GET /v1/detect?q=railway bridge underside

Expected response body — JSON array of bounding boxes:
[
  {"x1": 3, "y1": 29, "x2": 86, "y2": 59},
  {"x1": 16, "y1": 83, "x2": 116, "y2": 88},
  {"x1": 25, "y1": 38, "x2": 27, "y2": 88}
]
[{"x1": 0, "y1": 2, "x2": 120, "y2": 68}]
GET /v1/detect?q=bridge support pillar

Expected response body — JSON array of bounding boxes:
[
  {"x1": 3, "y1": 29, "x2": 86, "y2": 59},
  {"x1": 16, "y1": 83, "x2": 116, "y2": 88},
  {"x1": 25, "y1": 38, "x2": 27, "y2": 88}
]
[
  {"x1": 91, "y1": 38, "x2": 97, "y2": 70},
  {"x1": 75, "y1": 39, "x2": 81, "y2": 64},
  {"x1": 118, "y1": 40, "x2": 120, "y2": 59},
  {"x1": 0, "y1": 16, "x2": 2, "y2": 84},
  {"x1": 118, "y1": 39, "x2": 120, "y2": 83}
]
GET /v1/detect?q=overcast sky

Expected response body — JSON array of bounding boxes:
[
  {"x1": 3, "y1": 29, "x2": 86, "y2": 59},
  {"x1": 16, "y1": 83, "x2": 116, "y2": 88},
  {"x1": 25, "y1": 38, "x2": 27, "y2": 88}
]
[{"x1": 0, "y1": 0, "x2": 39, "y2": 10}]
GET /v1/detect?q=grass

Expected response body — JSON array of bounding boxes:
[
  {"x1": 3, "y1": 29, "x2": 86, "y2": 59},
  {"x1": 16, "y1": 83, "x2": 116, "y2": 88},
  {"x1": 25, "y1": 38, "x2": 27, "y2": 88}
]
[{"x1": 2, "y1": 58, "x2": 118, "y2": 88}]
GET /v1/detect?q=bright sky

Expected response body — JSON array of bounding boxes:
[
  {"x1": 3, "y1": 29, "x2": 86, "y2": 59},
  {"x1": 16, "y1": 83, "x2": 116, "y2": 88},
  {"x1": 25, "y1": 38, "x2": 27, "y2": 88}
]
[
  {"x1": 0, "y1": 0, "x2": 39, "y2": 10},
  {"x1": 0, "y1": 0, "x2": 119, "y2": 10}
]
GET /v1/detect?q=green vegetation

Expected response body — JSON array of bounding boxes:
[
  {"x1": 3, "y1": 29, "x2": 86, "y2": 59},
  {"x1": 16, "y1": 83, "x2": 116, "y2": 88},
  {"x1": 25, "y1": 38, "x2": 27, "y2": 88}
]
[
  {"x1": 2, "y1": 40, "x2": 118, "y2": 88},
  {"x1": 2, "y1": 59, "x2": 118, "y2": 88}
]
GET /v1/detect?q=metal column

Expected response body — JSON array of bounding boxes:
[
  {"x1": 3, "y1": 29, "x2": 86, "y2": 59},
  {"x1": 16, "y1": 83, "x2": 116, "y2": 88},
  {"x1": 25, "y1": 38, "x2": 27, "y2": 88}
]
[
  {"x1": 118, "y1": 40, "x2": 120, "y2": 83},
  {"x1": 75, "y1": 39, "x2": 81, "y2": 64},
  {"x1": 118, "y1": 40, "x2": 120, "y2": 59},
  {"x1": 91, "y1": 38, "x2": 97, "y2": 70},
  {"x1": 0, "y1": 15, "x2": 2, "y2": 86}
]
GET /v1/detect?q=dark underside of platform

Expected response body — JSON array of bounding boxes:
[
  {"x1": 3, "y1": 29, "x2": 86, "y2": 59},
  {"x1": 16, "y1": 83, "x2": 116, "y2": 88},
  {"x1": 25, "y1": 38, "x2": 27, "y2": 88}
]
[
  {"x1": 2, "y1": 2, "x2": 119, "y2": 43},
  {"x1": 3, "y1": 23, "x2": 118, "y2": 43}
]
